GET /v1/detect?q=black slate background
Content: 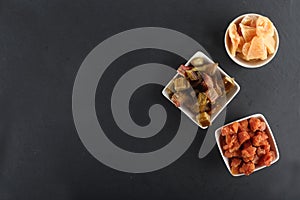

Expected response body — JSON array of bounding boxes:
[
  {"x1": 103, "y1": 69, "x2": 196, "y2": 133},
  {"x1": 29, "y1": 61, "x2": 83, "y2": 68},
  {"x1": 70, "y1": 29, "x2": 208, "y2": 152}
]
[{"x1": 0, "y1": 0, "x2": 300, "y2": 199}]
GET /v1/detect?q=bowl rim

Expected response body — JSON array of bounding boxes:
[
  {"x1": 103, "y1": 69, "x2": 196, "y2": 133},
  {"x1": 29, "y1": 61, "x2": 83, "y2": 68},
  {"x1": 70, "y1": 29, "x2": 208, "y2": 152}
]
[
  {"x1": 215, "y1": 113, "x2": 280, "y2": 177},
  {"x1": 224, "y1": 13, "x2": 280, "y2": 69}
]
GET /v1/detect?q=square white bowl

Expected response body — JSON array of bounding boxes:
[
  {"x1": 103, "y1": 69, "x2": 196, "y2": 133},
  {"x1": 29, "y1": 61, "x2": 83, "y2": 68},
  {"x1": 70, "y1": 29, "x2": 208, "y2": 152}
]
[
  {"x1": 162, "y1": 51, "x2": 240, "y2": 129},
  {"x1": 215, "y1": 113, "x2": 280, "y2": 177}
]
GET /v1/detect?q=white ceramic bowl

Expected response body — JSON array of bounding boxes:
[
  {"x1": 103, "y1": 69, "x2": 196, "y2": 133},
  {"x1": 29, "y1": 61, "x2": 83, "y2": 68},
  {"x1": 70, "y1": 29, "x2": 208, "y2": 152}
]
[
  {"x1": 215, "y1": 113, "x2": 280, "y2": 176},
  {"x1": 224, "y1": 13, "x2": 279, "y2": 68},
  {"x1": 162, "y1": 51, "x2": 240, "y2": 129}
]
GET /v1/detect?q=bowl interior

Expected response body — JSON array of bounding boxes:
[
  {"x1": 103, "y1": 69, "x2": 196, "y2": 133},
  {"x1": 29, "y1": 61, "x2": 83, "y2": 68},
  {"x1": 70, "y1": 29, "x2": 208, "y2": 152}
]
[
  {"x1": 162, "y1": 51, "x2": 240, "y2": 129},
  {"x1": 215, "y1": 113, "x2": 280, "y2": 176}
]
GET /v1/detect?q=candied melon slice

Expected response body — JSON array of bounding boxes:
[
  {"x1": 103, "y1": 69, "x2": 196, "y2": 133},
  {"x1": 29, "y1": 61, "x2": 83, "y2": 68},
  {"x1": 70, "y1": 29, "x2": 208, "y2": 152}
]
[
  {"x1": 228, "y1": 23, "x2": 241, "y2": 56},
  {"x1": 239, "y1": 24, "x2": 257, "y2": 42},
  {"x1": 236, "y1": 36, "x2": 245, "y2": 53},
  {"x1": 247, "y1": 36, "x2": 267, "y2": 60},
  {"x1": 241, "y1": 42, "x2": 251, "y2": 60},
  {"x1": 241, "y1": 15, "x2": 258, "y2": 27},
  {"x1": 256, "y1": 16, "x2": 274, "y2": 37},
  {"x1": 263, "y1": 35, "x2": 276, "y2": 54}
]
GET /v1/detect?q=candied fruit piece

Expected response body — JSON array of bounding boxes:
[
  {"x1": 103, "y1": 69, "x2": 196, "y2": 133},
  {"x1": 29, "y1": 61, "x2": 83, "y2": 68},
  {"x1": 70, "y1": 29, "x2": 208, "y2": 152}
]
[
  {"x1": 231, "y1": 158, "x2": 242, "y2": 168},
  {"x1": 256, "y1": 146, "x2": 266, "y2": 156},
  {"x1": 241, "y1": 15, "x2": 258, "y2": 27},
  {"x1": 230, "y1": 122, "x2": 239, "y2": 134},
  {"x1": 263, "y1": 35, "x2": 276, "y2": 54},
  {"x1": 252, "y1": 131, "x2": 269, "y2": 146},
  {"x1": 247, "y1": 36, "x2": 268, "y2": 60},
  {"x1": 221, "y1": 126, "x2": 230, "y2": 136},
  {"x1": 228, "y1": 23, "x2": 241, "y2": 56},
  {"x1": 239, "y1": 120, "x2": 249, "y2": 132},
  {"x1": 231, "y1": 166, "x2": 240, "y2": 175},
  {"x1": 258, "y1": 151, "x2": 275, "y2": 167},
  {"x1": 258, "y1": 122, "x2": 266, "y2": 131},
  {"x1": 240, "y1": 24, "x2": 257, "y2": 42},
  {"x1": 253, "y1": 154, "x2": 260, "y2": 165},
  {"x1": 256, "y1": 16, "x2": 274, "y2": 37},
  {"x1": 239, "y1": 162, "x2": 255, "y2": 175},
  {"x1": 242, "y1": 145, "x2": 257, "y2": 158},
  {"x1": 243, "y1": 155, "x2": 255, "y2": 163},
  {"x1": 238, "y1": 131, "x2": 250, "y2": 145},
  {"x1": 236, "y1": 36, "x2": 245, "y2": 53},
  {"x1": 249, "y1": 117, "x2": 261, "y2": 132},
  {"x1": 224, "y1": 150, "x2": 241, "y2": 158},
  {"x1": 241, "y1": 42, "x2": 251, "y2": 60}
]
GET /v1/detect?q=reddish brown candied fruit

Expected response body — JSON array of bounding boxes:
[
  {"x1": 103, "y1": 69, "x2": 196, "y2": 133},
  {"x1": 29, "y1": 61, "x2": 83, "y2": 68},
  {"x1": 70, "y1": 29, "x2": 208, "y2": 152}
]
[
  {"x1": 253, "y1": 154, "x2": 260, "y2": 165},
  {"x1": 248, "y1": 131, "x2": 255, "y2": 138},
  {"x1": 239, "y1": 120, "x2": 249, "y2": 132},
  {"x1": 242, "y1": 145, "x2": 257, "y2": 158},
  {"x1": 238, "y1": 131, "x2": 250, "y2": 145},
  {"x1": 258, "y1": 151, "x2": 275, "y2": 166},
  {"x1": 224, "y1": 150, "x2": 241, "y2": 158},
  {"x1": 252, "y1": 131, "x2": 269, "y2": 146},
  {"x1": 231, "y1": 158, "x2": 242, "y2": 168},
  {"x1": 243, "y1": 155, "x2": 255, "y2": 163},
  {"x1": 249, "y1": 117, "x2": 261, "y2": 132},
  {"x1": 221, "y1": 126, "x2": 231, "y2": 136},
  {"x1": 227, "y1": 135, "x2": 240, "y2": 153},
  {"x1": 239, "y1": 162, "x2": 255, "y2": 175},
  {"x1": 230, "y1": 122, "x2": 239, "y2": 134},
  {"x1": 243, "y1": 140, "x2": 252, "y2": 149},
  {"x1": 231, "y1": 166, "x2": 240, "y2": 175},
  {"x1": 261, "y1": 143, "x2": 271, "y2": 153},
  {"x1": 258, "y1": 122, "x2": 266, "y2": 131},
  {"x1": 256, "y1": 146, "x2": 266, "y2": 156}
]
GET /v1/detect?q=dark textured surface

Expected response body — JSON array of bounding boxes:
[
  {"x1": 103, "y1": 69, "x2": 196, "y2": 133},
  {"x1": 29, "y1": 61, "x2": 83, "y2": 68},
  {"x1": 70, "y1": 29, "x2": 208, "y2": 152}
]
[{"x1": 0, "y1": 0, "x2": 300, "y2": 199}]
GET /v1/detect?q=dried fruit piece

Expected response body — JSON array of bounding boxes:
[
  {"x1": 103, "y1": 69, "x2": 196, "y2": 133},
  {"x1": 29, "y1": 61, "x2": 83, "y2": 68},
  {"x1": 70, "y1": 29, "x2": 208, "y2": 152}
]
[
  {"x1": 247, "y1": 36, "x2": 268, "y2": 60},
  {"x1": 174, "y1": 77, "x2": 190, "y2": 91},
  {"x1": 228, "y1": 23, "x2": 241, "y2": 56},
  {"x1": 256, "y1": 16, "x2": 274, "y2": 37},
  {"x1": 249, "y1": 117, "x2": 262, "y2": 132},
  {"x1": 241, "y1": 15, "x2": 258, "y2": 27},
  {"x1": 230, "y1": 122, "x2": 239, "y2": 134},
  {"x1": 236, "y1": 36, "x2": 245, "y2": 53},
  {"x1": 224, "y1": 150, "x2": 241, "y2": 158},
  {"x1": 196, "y1": 112, "x2": 211, "y2": 127},
  {"x1": 258, "y1": 151, "x2": 275, "y2": 166},
  {"x1": 238, "y1": 131, "x2": 250, "y2": 145},
  {"x1": 239, "y1": 162, "x2": 255, "y2": 175},
  {"x1": 241, "y1": 42, "x2": 251, "y2": 60},
  {"x1": 263, "y1": 35, "x2": 276, "y2": 54},
  {"x1": 240, "y1": 24, "x2": 257, "y2": 42},
  {"x1": 242, "y1": 145, "x2": 257, "y2": 158},
  {"x1": 252, "y1": 131, "x2": 269, "y2": 146},
  {"x1": 231, "y1": 158, "x2": 242, "y2": 168},
  {"x1": 239, "y1": 119, "x2": 249, "y2": 132}
]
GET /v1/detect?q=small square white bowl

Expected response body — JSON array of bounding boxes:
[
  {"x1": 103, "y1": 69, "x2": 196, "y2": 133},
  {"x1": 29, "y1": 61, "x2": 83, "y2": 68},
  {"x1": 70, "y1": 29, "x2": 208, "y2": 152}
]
[
  {"x1": 162, "y1": 51, "x2": 240, "y2": 129},
  {"x1": 215, "y1": 113, "x2": 280, "y2": 177}
]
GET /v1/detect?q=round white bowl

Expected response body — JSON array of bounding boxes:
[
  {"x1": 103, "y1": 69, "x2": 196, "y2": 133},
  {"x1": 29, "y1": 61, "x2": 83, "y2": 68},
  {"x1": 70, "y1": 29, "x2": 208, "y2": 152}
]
[{"x1": 224, "y1": 13, "x2": 279, "y2": 68}]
